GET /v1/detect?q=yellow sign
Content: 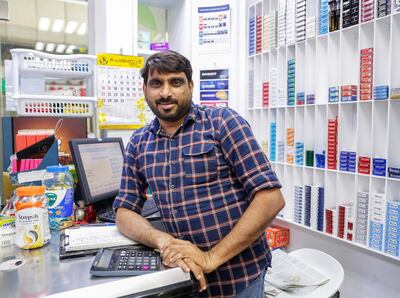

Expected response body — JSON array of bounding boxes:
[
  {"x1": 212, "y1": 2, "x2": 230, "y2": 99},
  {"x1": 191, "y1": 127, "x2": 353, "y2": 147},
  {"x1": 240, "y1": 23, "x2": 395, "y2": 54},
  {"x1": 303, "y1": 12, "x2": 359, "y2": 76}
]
[{"x1": 97, "y1": 53, "x2": 144, "y2": 68}]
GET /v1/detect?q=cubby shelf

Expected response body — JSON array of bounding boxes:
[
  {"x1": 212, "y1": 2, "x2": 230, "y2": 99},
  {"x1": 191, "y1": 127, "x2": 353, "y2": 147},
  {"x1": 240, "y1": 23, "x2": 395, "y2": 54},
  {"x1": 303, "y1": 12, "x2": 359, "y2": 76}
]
[{"x1": 247, "y1": 0, "x2": 400, "y2": 260}]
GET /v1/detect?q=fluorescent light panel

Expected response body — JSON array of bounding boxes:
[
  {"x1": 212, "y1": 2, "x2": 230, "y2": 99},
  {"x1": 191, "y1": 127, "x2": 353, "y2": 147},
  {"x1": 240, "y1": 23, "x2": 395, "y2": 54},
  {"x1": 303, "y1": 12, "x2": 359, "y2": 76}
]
[
  {"x1": 65, "y1": 21, "x2": 78, "y2": 34},
  {"x1": 77, "y1": 22, "x2": 86, "y2": 35},
  {"x1": 38, "y1": 17, "x2": 51, "y2": 31},
  {"x1": 45, "y1": 43, "x2": 56, "y2": 52},
  {"x1": 52, "y1": 19, "x2": 65, "y2": 33},
  {"x1": 35, "y1": 42, "x2": 45, "y2": 51}
]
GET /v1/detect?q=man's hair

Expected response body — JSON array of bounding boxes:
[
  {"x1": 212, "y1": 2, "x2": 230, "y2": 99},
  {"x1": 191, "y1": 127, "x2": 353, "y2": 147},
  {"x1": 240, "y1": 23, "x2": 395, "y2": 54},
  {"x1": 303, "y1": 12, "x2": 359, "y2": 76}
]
[{"x1": 141, "y1": 50, "x2": 193, "y2": 84}]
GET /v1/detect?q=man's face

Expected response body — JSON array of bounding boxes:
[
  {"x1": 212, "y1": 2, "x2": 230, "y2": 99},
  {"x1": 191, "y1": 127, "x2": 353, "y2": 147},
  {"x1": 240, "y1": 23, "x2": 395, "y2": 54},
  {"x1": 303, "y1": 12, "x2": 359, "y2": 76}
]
[{"x1": 143, "y1": 69, "x2": 193, "y2": 123}]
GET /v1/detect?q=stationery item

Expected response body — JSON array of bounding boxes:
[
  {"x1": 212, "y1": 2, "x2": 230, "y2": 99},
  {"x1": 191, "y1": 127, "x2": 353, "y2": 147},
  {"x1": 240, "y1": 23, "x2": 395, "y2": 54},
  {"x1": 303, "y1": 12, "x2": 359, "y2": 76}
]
[
  {"x1": 327, "y1": 117, "x2": 338, "y2": 170},
  {"x1": 355, "y1": 192, "x2": 369, "y2": 245},
  {"x1": 384, "y1": 201, "x2": 400, "y2": 256},
  {"x1": 358, "y1": 156, "x2": 371, "y2": 174},
  {"x1": 325, "y1": 207, "x2": 337, "y2": 235},
  {"x1": 287, "y1": 59, "x2": 296, "y2": 106},
  {"x1": 320, "y1": 0, "x2": 329, "y2": 34},
  {"x1": 90, "y1": 246, "x2": 162, "y2": 277},
  {"x1": 294, "y1": 185, "x2": 304, "y2": 224},
  {"x1": 270, "y1": 122, "x2": 277, "y2": 161}
]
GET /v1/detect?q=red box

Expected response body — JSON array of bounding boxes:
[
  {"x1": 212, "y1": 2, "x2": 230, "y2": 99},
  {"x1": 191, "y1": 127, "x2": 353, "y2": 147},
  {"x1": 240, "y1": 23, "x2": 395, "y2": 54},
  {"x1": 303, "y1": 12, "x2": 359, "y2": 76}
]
[{"x1": 266, "y1": 225, "x2": 290, "y2": 249}]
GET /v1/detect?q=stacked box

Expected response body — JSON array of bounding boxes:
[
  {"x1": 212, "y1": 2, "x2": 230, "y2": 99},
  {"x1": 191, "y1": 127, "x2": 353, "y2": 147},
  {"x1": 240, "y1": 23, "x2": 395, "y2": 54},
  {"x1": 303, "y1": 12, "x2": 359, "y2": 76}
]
[
  {"x1": 329, "y1": 86, "x2": 340, "y2": 102},
  {"x1": 288, "y1": 59, "x2": 296, "y2": 106},
  {"x1": 325, "y1": 207, "x2": 337, "y2": 235},
  {"x1": 342, "y1": 0, "x2": 359, "y2": 28},
  {"x1": 373, "y1": 158, "x2": 386, "y2": 176},
  {"x1": 277, "y1": 140, "x2": 285, "y2": 162},
  {"x1": 248, "y1": 70, "x2": 254, "y2": 108},
  {"x1": 304, "y1": 185, "x2": 312, "y2": 227},
  {"x1": 385, "y1": 201, "x2": 400, "y2": 256},
  {"x1": 270, "y1": 68, "x2": 278, "y2": 107},
  {"x1": 294, "y1": 185, "x2": 304, "y2": 224},
  {"x1": 256, "y1": 15, "x2": 263, "y2": 54},
  {"x1": 338, "y1": 203, "x2": 354, "y2": 239},
  {"x1": 341, "y1": 85, "x2": 358, "y2": 102},
  {"x1": 347, "y1": 220, "x2": 354, "y2": 241},
  {"x1": 360, "y1": 48, "x2": 374, "y2": 101},
  {"x1": 254, "y1": 83, "x2": 262, "y2": 108},
  {"x1": 278, "y1": 87, "x2": 287, "y2": 106},
  {"x1": 315, "y1": 152, "x2": 326, "y2": 168},
  {"x1": 306, "y1": 150, "x2": 314, "y2": 166},
  {"x1": 314, "y1": 186, "x2": 325, "y2": 232},
  {"x1": 396, "y1": 0, "x2": 400, "y2": 12},
  {"x1": 355, "y1": 191, "x2": 369, "y2": 245},
  {"x1": 327, "y1": 117, "x2": 338, "y2": 169},
  {"x1": 377, "y1": 0, "x2": 391, "y2": 18},
  {"x1": 329, "y1": 0, "x2": 341, "y2": 32},
  {"x1": 268, "y1": 11, "x2": 278, "y2": 49},
  {"x1": 270, "y1": 122, "x2": 277, "y2": 161},
  {"x1": 278, "y1": 0, "x2": 287, "y2": 47},
  {"x1": 320, "y1": 0, "x2": 329, "y2": 34},
  {"x1": 390, "y1": 87, "x2": 400, "y2": 99},
  {"x1": 295, "y1": 142, "x2": 304, "y2": 165},
  {"x1": 358, "y1": 156, "x2": 371, "y2": 174},
  {"x1": 296, "y1": 0, "x2": 306, "y2": 42},
  {"x1": 297, "y1": 92, "x2": 305, "y2": 105},
  {"x1": 369, "y1": 193, "x2": 386, "y2": 251},
  {"x1": 286, "y1": 0, "x2": 296, "y2": 45},
  {"x1": 286, "y1": 128, "x2": 295, "y2": 164},
  {"x1": 339, "y1": 151, "x2": 356, "y2": 172},
  {"x1": 388, "y1": 167, "x2": 400, "y2": 179},
  {"x1": 266, "y1": 226, "x2": 290, "y2": 248},
  {"x1": 361, "y1": 0, "x2": 375, "y2": 23},
  {"x1": 374, "y1": 85, "x2": 389, "y2": 100},
  {"x1": 306, "y1": 93, "x2": 316, "y2": 104},
  {"x1": 263, "y1": 15, "x2": 269, "y2": 51},
  {"x1": 263, "y1": 82, "x2": 270, "y2": 107},
  {"x1": 249, "y1": 16, "x2": 255, "y2": 55},
  {"x1": 306, "y1": 17, "x2": 316, "y2": 39}
]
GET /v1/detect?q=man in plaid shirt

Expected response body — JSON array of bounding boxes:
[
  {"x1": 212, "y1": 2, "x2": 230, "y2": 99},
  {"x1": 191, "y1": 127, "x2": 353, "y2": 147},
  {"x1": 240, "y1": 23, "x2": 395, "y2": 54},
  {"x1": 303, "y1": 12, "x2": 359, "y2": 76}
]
[{"x1": 113, "y1": 51, "x2": 284, "y2": 297}]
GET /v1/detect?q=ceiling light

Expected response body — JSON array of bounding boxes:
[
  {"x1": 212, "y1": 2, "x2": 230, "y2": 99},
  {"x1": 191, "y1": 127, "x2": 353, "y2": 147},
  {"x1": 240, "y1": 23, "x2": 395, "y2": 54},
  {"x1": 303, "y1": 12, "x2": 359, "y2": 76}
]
[
  {"x1": 45, "y1": 43, "x2": 56, "y2": 52},
  {"x1": 65, "y1": 21, "x2": 78, "y2": 34},
  {"x1": 56, "y1": 44, "x2": 66, "y2": 53},
  {"x1": 52, "y1": 19, "x2": 65, "y2": 33},
  {"x1": 77, "y1": 23, "x2": 86, "y2": 35},
  {"x1": 65, "y1": 45, "x2": 76, "y2": 54},
  {"x1": 38, "y1": 17, "x2": 51, "y2": 31},
  {"x1": 35, "y1": 42, "x2": 45, "y2": 51}
]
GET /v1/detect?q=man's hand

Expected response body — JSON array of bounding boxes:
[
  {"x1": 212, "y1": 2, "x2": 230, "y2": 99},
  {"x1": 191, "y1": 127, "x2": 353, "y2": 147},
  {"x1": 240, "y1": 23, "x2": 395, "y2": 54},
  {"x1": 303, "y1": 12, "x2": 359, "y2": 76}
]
[{"x1": 160, "y1": 238, "x2": 217, "y2": 273}]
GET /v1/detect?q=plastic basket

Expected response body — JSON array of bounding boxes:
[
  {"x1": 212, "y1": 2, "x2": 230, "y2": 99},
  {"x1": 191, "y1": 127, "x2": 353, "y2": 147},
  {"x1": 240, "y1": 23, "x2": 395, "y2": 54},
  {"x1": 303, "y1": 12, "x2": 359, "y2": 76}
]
[
  {"x1": 10, "y1": 49, "x2": 96, "y2": 77},
  {"x1": 17, "y1": 98, "x2": 95, "y2": 117}
]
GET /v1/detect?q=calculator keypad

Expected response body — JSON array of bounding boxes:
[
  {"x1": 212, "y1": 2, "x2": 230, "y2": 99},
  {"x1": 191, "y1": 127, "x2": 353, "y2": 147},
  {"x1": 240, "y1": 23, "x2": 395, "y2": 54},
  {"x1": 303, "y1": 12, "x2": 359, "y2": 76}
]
[{"x1": 116, "y1": 249, "x2": 160, "y2": 272}]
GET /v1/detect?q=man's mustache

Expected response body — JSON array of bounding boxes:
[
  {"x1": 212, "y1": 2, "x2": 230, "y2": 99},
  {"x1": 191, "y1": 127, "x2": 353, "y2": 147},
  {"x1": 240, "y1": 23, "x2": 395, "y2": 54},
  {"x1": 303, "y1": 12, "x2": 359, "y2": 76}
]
[{"x1": 156, "y1": 98, "x2": 178, "y2": 105}]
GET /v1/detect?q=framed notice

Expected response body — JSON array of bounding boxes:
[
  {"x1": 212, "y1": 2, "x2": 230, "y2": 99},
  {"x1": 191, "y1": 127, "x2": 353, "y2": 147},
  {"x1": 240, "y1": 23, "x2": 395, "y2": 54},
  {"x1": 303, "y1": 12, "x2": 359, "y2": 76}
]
[
  {"x1": 199, "y1": 68, "x2": 229, "y2": 106},
  {"x1": 197, "y1": 4, "x2": 231, "y2": 53},
  {"x1": 97, "y1": 53, "x2": 145, "y2": 130}
]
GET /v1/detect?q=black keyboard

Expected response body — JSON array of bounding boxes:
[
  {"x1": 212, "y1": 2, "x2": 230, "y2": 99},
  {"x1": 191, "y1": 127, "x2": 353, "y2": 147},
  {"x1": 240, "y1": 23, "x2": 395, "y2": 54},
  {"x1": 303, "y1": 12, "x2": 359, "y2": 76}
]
[{"x1": 98, "y1": 198, "x2": 159, "y2": 223}]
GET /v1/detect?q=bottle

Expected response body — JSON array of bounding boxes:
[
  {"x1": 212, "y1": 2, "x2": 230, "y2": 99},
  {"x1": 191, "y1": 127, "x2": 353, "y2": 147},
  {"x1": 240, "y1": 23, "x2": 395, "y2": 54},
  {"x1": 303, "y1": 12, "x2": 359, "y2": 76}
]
[
  {"x1": 43, "y1": 165, "x2": 74, "y2": 230},
  {"x1": 14, "y1": 186, "x2": 50, "y2": 249}
]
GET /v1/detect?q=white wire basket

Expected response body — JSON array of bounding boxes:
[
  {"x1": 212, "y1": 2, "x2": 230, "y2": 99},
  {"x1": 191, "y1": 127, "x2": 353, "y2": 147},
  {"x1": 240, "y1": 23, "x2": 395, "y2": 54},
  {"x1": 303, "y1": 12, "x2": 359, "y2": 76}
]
[{"x1": 8, "y1": 49, "x2": 97, "y2": 117}]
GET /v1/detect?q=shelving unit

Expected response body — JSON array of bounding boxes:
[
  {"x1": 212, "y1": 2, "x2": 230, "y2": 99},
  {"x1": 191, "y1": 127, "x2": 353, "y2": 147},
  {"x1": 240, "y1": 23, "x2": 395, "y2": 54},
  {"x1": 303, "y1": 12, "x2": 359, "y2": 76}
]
[{"x1": 246, "y1": 0, "x2": 400, "y2": 261}]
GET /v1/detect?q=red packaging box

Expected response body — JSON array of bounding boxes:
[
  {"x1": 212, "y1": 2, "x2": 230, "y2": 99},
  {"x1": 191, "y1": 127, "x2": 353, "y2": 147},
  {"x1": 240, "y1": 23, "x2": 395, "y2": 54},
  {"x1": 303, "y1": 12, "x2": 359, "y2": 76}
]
[{"x1": 266, "y1": 225, "x2": 290, "y2": 249}]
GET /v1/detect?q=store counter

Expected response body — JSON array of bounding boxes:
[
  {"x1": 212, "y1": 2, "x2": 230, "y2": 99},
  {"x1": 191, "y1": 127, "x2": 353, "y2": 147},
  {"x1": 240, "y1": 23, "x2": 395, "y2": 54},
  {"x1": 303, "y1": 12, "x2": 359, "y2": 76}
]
[{"x1": 0, "y1": 231, "x2": 198, "y2": 298}]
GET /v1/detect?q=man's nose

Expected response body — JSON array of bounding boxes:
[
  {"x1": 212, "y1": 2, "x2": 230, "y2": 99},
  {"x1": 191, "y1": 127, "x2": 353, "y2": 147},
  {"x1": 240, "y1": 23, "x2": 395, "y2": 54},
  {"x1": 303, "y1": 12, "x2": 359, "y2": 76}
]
[{"x1": 160, "y1": 84, "x2": 172, "y2": 98}]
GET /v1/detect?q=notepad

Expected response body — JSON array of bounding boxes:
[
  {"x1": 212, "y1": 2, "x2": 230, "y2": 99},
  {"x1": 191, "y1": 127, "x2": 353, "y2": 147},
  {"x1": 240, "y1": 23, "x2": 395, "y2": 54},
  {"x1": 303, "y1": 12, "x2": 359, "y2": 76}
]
[{"x1": 62, "y1": 225, "x2": 138, "y2": 252}]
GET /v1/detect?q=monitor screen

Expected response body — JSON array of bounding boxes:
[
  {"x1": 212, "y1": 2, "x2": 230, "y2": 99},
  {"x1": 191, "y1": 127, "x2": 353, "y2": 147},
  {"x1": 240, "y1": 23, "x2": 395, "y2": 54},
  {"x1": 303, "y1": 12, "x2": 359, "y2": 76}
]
[{"x1": 69, "y1": 138, "x2": 125, "y2": 205}]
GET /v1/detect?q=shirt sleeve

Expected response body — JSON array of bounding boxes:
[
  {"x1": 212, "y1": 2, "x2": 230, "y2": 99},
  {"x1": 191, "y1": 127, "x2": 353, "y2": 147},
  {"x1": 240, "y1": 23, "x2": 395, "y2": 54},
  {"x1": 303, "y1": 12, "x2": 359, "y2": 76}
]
[
  {"x1": 219, "y1": 108, "x2": 281, "y2": 199},
  {"x1": 113, "y1": 136, "x2": 147, "y2": 214}
]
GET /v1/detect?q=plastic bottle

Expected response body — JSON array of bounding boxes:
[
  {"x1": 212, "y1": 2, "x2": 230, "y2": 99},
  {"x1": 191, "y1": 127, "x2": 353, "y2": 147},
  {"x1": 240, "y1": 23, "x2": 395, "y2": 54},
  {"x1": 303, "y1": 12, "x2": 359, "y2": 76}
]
[
  {"x1": 14, "y1": 186, "x2": 50, "y2": 249},
  {"x1": 43, "y1": 165, "x2": 74, "y2": 230}
]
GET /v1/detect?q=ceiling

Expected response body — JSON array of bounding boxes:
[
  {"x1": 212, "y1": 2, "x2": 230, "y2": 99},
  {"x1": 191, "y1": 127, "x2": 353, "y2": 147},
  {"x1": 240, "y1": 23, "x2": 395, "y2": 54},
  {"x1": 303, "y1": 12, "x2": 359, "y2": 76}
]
[{"x1": 0, "y1": 0, "x2": 88, "y2": 53}]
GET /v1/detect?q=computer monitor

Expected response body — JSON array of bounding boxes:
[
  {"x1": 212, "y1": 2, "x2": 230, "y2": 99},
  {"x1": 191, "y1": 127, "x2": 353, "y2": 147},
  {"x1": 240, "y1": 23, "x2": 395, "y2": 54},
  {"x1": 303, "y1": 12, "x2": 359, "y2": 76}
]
[{"x1": 69, "y1": 138, "x2": 125, "y2": 206}]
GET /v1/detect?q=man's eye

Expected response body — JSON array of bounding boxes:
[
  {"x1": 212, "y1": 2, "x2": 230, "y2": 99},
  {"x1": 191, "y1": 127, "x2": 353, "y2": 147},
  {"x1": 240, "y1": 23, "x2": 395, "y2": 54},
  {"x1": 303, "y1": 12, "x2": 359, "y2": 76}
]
[
  {"x1": 172, "y1": 80, "x2": 183, "y2": 86},
  {"x1": 150, "y1": 81, "x2": 161, "y2": 87}
]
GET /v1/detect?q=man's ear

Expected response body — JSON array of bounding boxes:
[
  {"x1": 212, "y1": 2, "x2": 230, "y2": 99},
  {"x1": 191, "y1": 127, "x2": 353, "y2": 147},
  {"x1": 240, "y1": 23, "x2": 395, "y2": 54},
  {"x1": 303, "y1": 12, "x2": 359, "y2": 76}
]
[
  {"x1": 188, "y1": 80, "x2": 194, "y2": 92},
  {"x1": 142, "y1": 82, "x2": 147, "y2": 93}
]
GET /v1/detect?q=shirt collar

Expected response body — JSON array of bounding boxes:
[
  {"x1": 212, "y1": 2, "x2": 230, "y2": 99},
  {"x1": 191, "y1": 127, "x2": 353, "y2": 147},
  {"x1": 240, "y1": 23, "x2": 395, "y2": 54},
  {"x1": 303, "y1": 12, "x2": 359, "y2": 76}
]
[{"x1": 148, "y1": 103, "x2": 197, "y2": 135}]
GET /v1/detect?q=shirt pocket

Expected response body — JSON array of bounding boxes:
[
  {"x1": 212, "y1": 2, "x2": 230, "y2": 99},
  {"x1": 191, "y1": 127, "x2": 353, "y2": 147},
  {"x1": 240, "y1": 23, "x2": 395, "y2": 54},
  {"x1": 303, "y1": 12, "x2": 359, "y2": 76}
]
[{"x1": 182, "y1": 142, "x2": 218, "y2": 186}]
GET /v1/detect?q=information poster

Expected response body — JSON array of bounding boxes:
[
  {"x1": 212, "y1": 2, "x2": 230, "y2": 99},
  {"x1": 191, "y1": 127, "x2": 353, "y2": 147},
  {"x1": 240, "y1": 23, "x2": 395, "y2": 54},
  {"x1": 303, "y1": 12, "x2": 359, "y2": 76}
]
[
  {"x1": 97, "y1": 53, "x2": 146, "y2": 129},
  {"x1": 200, "y1": 68, "x2": 229, "y2": 107},
  {"x1": 198, "y1": 4, "x2": 231, "y2": 52}
]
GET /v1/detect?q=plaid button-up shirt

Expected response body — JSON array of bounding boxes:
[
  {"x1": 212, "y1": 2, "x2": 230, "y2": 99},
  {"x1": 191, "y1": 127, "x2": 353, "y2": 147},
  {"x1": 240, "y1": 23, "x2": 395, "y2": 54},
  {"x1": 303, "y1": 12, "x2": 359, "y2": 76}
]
[{"x1": 113, "y1": 104, "x2": 281, "y2": 297}]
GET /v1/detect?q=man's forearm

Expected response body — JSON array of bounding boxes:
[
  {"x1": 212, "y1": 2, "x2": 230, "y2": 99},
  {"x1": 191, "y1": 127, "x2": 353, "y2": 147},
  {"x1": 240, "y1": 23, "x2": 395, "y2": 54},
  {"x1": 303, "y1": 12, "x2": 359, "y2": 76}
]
[
  {"x1": 115, "y1": 207, "x2": 173, "y2": 249},
  {"x1": 209, "y1": 188, "x2": 285, "y2": 270}
]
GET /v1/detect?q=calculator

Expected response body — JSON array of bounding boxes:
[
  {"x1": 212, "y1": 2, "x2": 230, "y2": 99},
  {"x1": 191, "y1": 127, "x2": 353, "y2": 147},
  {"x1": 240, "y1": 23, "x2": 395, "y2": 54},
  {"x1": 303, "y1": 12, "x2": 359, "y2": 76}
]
[{"x1": 90, "y1": 246, "x2": 162, "y2": 277}]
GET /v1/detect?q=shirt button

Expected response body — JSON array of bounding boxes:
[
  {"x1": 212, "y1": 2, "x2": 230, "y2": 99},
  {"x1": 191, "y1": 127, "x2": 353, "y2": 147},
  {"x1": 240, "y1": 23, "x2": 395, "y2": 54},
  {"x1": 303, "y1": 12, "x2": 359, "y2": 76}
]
[
  {"x1": 170, "y1": 184, "x2": 175, "y2": 189},
  {"x1": 171, "y1": 209, "x2": 177, "y2": 215}
]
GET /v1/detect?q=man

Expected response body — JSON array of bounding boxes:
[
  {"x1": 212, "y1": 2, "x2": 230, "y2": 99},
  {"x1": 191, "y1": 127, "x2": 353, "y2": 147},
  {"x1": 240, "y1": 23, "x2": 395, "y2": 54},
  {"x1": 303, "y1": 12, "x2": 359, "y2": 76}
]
[{"x1": 113, "y1": 50, "x2": 284, "y2": 297}]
